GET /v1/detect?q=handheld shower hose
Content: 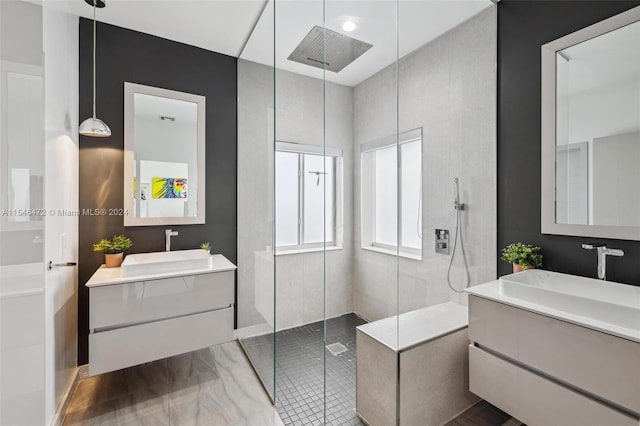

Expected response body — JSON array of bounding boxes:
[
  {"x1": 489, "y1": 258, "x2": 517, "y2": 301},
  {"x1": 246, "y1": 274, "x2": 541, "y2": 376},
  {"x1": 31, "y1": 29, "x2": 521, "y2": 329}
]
[{"x1": 447, "y1": 178, "x2": 470, "y2": 293}]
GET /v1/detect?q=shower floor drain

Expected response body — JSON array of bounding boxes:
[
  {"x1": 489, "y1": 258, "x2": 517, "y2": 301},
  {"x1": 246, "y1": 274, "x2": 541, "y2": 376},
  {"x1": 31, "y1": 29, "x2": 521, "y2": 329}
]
[{"x1": 326, "y1": 342, "x2": 347, "y2": 356}]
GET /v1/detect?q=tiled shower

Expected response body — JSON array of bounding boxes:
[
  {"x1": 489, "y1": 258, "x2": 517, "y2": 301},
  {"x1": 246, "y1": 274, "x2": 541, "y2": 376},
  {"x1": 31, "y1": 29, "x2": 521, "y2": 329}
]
[{"x1": 235, "y1": 1, "x2": 497, "y2": 424}]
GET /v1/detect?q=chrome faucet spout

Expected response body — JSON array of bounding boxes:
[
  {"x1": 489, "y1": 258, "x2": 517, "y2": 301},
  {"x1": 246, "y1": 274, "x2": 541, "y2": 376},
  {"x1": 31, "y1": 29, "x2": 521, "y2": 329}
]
[
  {"x1": 165, "y1": 229, "x2": 179, "y2": 252},
  {"x1": 581, "y1": 244, "x2": 624, "y2": 280}
]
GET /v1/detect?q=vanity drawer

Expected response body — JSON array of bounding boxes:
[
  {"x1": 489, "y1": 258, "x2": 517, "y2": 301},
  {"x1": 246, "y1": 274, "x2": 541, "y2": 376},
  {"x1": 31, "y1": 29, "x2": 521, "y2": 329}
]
[
  {"x1": 470, "y1": 345, "x2": 638, "y2": 426},
  {"x1": 89, "y1": 306, "x2": 233, "y2": 376},
  {"x1": 469, "y1": 296, "x2": 640, "y2": 414},
  {"x1": 90, "y1": 271, "x2": 234, "y2": 330}
]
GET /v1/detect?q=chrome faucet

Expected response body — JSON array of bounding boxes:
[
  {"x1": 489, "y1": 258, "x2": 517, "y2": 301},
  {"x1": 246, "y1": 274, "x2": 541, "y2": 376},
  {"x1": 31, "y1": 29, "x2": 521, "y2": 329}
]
[
  {"x1": 165, "y1": 229, "x2": 178, "y2": 251},
  {"x1": 581, "y1": 243, "x2": 624, "y2": 280}
]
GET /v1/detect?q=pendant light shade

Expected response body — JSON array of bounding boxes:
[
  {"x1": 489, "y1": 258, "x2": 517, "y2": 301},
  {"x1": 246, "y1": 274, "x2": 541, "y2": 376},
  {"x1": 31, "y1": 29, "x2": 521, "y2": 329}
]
[
  {"x1": 80, "y1": 0, "x2": 111, "y2": 137},
  {"x1": 79, "y1": 117, "x2": 111, "y2": 137}
]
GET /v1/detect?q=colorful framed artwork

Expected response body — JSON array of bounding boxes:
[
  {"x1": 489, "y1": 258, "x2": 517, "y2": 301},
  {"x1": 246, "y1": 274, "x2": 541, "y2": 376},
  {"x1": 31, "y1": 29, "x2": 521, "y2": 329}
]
[{"x1": 152, "y1": 177, "x2": 188, "y2": 199}]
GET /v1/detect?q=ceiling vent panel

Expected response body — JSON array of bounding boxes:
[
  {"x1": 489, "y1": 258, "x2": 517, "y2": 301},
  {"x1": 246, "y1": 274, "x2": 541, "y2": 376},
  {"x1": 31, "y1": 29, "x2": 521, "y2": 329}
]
[{"x1": 287, "y1": 25, "x2": 373, "y2": 73}]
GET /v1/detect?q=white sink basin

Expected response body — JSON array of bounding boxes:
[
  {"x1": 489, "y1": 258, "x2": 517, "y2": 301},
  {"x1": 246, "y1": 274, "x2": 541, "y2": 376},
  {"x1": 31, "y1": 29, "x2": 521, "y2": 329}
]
[
  {"x1": 498, "y1": 270, "x2": 640, "y2": 330},
  {"x1": 121, "y1": 249, "x2": 213, "y2": 277}
]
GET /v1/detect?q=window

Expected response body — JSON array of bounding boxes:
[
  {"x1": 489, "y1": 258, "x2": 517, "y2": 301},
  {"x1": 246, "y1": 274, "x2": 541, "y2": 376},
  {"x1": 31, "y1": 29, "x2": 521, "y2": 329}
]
[
  {"x1": 361, "y1": 129, "x2": 422, "y2": 259},
  {"x1": 275, "y1": 142, "x2": 343, "y2": 251}
]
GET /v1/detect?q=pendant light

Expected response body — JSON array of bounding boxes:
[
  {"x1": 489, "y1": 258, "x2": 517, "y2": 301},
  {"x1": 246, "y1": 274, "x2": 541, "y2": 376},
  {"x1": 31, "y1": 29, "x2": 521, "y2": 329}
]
[{"x1": 79, "y1": 0, "x2": 111, "y2": 137}]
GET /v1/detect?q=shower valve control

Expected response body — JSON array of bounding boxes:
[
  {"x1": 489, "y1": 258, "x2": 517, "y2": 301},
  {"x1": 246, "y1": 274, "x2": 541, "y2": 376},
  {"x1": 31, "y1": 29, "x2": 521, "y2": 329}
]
[{"x1": 435, "y1": 229, "x2": 449, "y2": 255}]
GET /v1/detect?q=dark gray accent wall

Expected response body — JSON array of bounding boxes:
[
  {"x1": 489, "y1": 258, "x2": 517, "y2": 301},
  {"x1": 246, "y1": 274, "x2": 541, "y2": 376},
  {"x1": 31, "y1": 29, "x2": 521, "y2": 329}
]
[
  {"x1": 79, "y1": 19, "x2": 237, "y2": 364},
  {"x1": 498, "y1": 0, "x2": 640, "y2": 285}
]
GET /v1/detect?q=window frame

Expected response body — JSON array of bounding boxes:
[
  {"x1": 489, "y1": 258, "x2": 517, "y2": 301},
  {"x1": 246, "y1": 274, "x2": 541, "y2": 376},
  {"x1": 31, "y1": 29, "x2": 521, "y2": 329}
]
[
  {"x1": 360, "y1": 128, "x2": 423, "y2": 260},
  {"x1": 275, "y1": 141, "x2": 343, "y2": 253}
]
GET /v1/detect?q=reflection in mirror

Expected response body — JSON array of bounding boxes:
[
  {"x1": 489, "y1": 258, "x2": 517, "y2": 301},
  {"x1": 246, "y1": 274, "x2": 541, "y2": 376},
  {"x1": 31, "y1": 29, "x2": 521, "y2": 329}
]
[
  {"x1": 1, "y1": 66, "x2": 45, "y2": 231},
  {"x1": 542, "y1": 6, "x2": 640, "y2": 240},
  {"x1": 555, "y1": 19, "x2": 640, "y2": 227},
  {"x1": 124, "y1": 83, "x2": 205, "y2": 226}
]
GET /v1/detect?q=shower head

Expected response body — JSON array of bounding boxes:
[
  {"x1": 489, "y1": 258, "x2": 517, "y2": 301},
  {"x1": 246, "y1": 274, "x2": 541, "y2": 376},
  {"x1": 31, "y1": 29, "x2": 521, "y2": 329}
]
[{"x1": 287, "y1": 26, "x2": 373, "y2": 73}]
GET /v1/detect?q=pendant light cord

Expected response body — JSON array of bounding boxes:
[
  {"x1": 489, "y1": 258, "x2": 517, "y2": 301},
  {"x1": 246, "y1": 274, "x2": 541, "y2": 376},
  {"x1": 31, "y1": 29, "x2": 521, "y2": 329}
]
[{"x1": 92, "y1": 0, "x2": 97, "y2": 118}]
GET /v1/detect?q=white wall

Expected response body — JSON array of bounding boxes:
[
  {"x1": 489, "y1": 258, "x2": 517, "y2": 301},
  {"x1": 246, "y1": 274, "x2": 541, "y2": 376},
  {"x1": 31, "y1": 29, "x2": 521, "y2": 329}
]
[
  {"x1": 237, "y1": 60, "x2": 354, "y2": 330},
  {"x1": 592, "y1": 132, "x2": 640, "y2": 227},
  {"x1": 559, "y1": 77, "x2": 640, "y2": 147},
  {"x1": 43, "y1": 3, "x2": 79, "y2": 423},
  {"x1": 352, "y1": 6, "x2": 498, "y2": 321}
]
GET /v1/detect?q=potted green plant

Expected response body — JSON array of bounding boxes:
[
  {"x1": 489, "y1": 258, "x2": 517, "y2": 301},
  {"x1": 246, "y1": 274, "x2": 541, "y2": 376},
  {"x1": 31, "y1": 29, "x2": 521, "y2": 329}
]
[
  {"x1": 200, "y1": 241, "x2": 212, "y2": 255},
  {"x1": 501, "y1": 242, "x2": 542, "y2": 273},
  {"x1": 93, "y1": 235, "x2": 133, "y2": 268}
]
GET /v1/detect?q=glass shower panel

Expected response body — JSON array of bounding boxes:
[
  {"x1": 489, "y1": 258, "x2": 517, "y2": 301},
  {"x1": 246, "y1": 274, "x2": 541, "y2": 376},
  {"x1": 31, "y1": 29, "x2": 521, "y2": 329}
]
[
  {"x1": 273, "y1": 1, "x2": 328, "y2": 424},
  {"x1": 323, "y1": 0, "x2": 399, "y2": 425},
  {"x1": 236, "y1": 0, "x2": 277, "y2": 402},
  {"x1": 239, "y1": 0, "x2": 497, "y2": 423}
]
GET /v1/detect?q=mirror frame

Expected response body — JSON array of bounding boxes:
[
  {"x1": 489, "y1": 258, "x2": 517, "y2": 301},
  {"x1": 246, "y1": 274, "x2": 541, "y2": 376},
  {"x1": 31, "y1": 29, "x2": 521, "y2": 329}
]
[
  {"x1": 541, "y1": 5, "x2": 640, "y2": 241},
  {"x1": 123, "y1": 82, "x2": 206, "y2": 226}
]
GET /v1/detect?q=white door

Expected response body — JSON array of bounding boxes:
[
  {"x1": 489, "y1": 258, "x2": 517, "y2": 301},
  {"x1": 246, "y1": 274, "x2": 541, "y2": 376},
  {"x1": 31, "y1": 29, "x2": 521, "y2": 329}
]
[
  {"x1": 1, "y1": 2, "x2": 79, "y2": 424},
  {"x1": 0, "y1": 2, "x2": 47, "y2": 424},
  {"x1": 42, "y1": 2, "x2": 80, "y2": 422}
]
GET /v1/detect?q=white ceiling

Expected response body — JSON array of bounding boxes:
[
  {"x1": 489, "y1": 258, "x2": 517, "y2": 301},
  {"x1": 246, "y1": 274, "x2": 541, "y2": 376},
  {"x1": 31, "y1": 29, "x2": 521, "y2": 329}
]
[
  {"x1": 241, "y1": 0, "x2": 493, "y2": 87},
  {"x1": 46, "y1": 0, "x2": 268, "y2": 58},
  {"x1": 43, "y1": 0, "x2": 492, "y2": 87}
]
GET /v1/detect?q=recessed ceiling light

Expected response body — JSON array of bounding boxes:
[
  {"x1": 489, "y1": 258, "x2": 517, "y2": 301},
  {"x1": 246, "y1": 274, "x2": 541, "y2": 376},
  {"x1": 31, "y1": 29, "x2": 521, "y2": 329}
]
[{"x1": 342, "y1": 21, "x2": 357, "y2": 32}]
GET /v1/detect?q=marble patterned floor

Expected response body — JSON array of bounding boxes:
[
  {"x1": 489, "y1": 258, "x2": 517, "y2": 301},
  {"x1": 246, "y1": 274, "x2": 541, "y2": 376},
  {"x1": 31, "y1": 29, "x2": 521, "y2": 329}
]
[{"x1": 62, "y1": 341, "x2": 284, "y2": 426}]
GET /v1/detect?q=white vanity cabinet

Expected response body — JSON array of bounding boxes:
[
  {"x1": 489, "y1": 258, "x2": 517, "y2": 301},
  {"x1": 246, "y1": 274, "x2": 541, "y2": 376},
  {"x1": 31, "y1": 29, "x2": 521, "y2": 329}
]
[
  {"x1": 466, "y1": 277, "x2": 640, "y2": 426},
  {"x1": 86, "y1": 254, "x2": 236, "y2": 376}
]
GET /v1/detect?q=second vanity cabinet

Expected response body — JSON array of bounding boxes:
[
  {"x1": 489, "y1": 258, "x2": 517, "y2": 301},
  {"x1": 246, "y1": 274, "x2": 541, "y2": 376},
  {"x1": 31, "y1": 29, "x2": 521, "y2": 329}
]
[
  {"x1": 86, "y1": 254, "x2": 236, "y2": 376},
  {"x1": 467, "y1": 295, "x2": 640, "y2": 425}
]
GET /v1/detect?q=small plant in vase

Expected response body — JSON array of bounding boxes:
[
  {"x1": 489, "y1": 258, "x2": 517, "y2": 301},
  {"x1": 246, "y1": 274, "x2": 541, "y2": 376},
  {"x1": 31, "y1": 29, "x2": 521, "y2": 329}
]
[
  {"x1": 93, "y1": 235, "x2": 133, "y2": 267},
  {"x1": 501, "y1": 242, "x2": 542, "y2": 273},
  {"x1": 200, "y1": 241, "x2": 212, "y2": 255}
]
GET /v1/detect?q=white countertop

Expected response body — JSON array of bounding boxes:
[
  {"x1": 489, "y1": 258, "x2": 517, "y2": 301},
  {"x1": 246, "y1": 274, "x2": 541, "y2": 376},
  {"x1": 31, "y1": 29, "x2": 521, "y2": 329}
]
[
  {"x1": 86, "y1": 254, "x2": 236, "y2": 287},
  {"x1": 466, "y1": 276, "x2": 640, "y2": 344},
  {"x1": 356, "y1": 302, "x2": 469, "y2": 352}
]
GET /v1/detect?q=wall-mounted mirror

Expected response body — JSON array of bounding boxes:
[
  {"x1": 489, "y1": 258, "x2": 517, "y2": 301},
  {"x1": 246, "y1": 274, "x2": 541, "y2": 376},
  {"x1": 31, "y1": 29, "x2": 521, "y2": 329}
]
[
  {"x1": 124, "y1": 83, "x2": 205, "y2": 226},
  {"x1": 541, "y1": 6, "x2": 640, "y2": 240}
]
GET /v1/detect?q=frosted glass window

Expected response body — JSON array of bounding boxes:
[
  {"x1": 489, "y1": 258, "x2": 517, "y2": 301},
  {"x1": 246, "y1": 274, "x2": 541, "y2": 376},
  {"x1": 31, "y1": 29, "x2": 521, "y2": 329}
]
[
  {"x1": 275, "y1": 145, "x2": 342, "y2": 250},
  {"x1": 401, "y1": 140, "x2": 422, "y2": 249},
  {"x1": 361, "y1": 131, "x2": 423, "y2": 259},
  {"x1": 303, "y1": 154, "x2": 335, "y2": 244},
  {"x1": 275, "y1": 152, "x2": 299, "y2": 247},
  {"x1": 374, "y1": 146, "x2": 398, "y2": 246}
]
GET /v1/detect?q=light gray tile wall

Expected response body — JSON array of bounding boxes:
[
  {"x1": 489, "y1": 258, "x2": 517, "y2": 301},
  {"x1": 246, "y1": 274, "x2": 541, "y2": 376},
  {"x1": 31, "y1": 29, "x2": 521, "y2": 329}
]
[
  {"x1": 352, "y1": 7, "x2": 497, "y2": 321},
  {"x1": 237, "y1": 59, "x2": 275, "y2": 328},
  {"x1": 237, "y1": 60, "x2": 354, "y2": 329}
]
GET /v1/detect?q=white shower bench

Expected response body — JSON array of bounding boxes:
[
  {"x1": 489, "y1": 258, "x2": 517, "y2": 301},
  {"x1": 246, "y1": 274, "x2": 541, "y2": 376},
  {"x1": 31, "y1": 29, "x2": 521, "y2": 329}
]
[{"x1": 355, "y1": 301, "x2": 479, "y2": 426}]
